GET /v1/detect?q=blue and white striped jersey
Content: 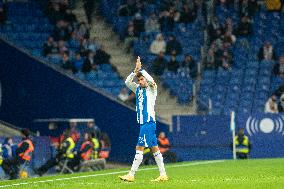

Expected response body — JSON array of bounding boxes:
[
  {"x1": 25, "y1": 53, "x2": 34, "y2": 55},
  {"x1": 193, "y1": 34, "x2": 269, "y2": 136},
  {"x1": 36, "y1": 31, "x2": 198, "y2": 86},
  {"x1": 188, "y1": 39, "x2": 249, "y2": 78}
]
[{"x1": 125, "y1": 70, "x2": 157, "y2": 125}]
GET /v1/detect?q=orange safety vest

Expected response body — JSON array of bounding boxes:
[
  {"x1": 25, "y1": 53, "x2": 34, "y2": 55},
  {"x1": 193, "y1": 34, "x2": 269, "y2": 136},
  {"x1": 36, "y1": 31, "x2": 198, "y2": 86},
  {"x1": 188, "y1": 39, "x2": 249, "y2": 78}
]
[
  {"x1": 158, "y1": 137, "x2": 170, "y2": 154},
  {"x1": 80, "y1": 141, "x2": 93, "y2": 160},
  {"x1": 99, "y1": 141, "x2": 110, "y2": 159},
  {"x1": 18, "y1": 139, "x2": 34, "y2": 161}
]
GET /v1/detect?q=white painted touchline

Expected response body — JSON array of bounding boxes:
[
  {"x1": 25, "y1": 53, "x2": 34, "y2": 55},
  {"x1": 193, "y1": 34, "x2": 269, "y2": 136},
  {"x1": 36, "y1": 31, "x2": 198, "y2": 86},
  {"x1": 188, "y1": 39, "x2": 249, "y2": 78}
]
[{"x1": 0, "y1": 160, "x2": 225, "y2": 188}]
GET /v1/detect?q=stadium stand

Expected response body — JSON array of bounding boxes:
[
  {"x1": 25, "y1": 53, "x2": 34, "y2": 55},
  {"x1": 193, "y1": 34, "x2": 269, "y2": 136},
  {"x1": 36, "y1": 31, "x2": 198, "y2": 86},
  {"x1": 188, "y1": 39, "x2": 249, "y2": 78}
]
[
  {"x1": 0, "y1": 0, "x2": 124, "y2": 97},
  {"x1": 198, "y1": 0, "x2": 284, "y2": 115}
]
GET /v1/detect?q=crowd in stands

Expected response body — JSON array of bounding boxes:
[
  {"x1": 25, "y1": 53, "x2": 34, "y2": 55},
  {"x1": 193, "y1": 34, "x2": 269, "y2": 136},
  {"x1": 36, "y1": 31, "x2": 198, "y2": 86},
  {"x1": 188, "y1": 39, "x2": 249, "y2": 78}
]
[
  {"x1": 119, "y1": 0, "x2": 199, "y2": 77},
  {"x1": 205, "y1": 0, "x2": 259, "y2": 70},
  {"x1": 42, "y1": 0, "x2": 111, "y2": 75}
]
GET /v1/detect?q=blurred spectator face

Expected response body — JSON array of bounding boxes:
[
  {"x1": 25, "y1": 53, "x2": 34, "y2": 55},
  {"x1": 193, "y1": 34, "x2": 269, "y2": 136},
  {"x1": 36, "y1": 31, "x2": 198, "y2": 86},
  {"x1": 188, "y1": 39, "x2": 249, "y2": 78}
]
[
  {"x1": 58, "y1": 40, "x2": 66, "y2": 48},
  {"x1": 70, "y1": 121, "x2": 77, "y2": 128},
  {"x1": 158, "y1": 51, "x2": 164, "y2": 58},
  {"x1": 271, "y1": 95, "x2": 277, "y2": 102},
  {"x1": 159, "y1": 132, "x2": 166, "y2": 138},
  {"x1": 87, "y1": 121, "x2": 94, "y2": 128},
  {"x1": 84, "y1": 133, "x2": 89, "y2": 140},
  {"x1": 185, "y1": 55, "x2": 192, "y2": 62},
  {"x1": 279, "y1": 57, "x2": 284, "y2": 65},
  {"x1": 156, "y1": 34, "x2": 164, "y2": 41},
  {"x1": 264, "y1": 42, "x2": 271, "y2": 48},
  {"x1": 7, "y1": 138, "x2": 13, "y2": 145},
  {"x1": 47, "y1": 36, "x2": 54, "y2": 43},
  {"x1": 63, "y1": 53, "x2": 69, "y2": 60},
  {"x1": 76, "y1": 53, "x2": 81, "y2": 60},
  {"x1": 88, "y1": 52, "x2": 95, "y2": 59}
]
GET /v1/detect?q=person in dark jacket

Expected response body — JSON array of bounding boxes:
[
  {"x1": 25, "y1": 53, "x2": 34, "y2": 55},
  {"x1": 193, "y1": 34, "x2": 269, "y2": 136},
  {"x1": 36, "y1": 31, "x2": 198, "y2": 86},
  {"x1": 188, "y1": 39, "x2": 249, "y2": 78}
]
[
  {"x1": 1, "y1": 129, "x2": 34, "y2": 180},
  {"x1": 166, "y1": 35, "x2": 182, "y2": 55}
]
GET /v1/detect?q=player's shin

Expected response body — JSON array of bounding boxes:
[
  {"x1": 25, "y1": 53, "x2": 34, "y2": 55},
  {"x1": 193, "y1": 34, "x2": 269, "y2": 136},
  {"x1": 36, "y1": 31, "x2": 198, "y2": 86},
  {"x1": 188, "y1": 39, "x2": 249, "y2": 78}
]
[
  {"x1": 153, "y1": 150, "x2": 166, "y2": 176},
  {"x1": 129, "y1": 150, "x2": 143, "y2": 176}
]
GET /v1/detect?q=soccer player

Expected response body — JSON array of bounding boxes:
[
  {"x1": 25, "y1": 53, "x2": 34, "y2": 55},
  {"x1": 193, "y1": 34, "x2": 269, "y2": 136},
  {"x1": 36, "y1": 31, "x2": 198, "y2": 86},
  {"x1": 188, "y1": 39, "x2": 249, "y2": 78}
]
[{"x1": 119, "y1": 56, "x2": 168, "y2": 182}]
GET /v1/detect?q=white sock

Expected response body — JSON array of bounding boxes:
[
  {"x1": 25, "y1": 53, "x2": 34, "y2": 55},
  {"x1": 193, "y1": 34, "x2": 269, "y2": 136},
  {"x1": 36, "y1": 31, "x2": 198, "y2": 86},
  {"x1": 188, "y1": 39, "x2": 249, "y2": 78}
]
[
  {"x1": 153, "y1": 150, "x2": 166, "y2": 176},
  {"x1": 129, "y1": 150, "x2": 143, "y2": 176}
]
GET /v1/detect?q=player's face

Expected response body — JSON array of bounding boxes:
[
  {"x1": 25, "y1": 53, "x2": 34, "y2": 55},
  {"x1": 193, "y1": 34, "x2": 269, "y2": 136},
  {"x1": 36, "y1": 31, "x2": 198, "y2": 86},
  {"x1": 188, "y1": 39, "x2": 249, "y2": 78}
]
[{"x1": 138, "y1": 76, "x2": 147, "y2": 88}]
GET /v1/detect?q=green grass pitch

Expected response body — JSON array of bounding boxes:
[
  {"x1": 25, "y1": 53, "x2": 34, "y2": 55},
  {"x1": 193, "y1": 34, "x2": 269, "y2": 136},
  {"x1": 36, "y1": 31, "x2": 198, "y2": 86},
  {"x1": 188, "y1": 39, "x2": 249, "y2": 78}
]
[{"x1": 0, "y1": 158, "x2": 283, "y2": 189}]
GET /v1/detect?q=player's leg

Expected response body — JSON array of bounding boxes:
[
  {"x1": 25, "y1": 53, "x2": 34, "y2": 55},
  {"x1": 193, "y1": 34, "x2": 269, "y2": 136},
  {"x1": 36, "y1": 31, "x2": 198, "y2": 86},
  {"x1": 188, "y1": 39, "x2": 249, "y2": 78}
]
[
  {"x1": 129, "y1": 146, "x2": 145, "y2": 176},
  {"x1": 119, "y1": 126, "x2": 147, "y2": 182},
  {"x1": 148, "y1": 122, "x2": 168, "y2": 181},
  {"x1": 119, "y1": 146, "x2": 144, "y2": 182}
]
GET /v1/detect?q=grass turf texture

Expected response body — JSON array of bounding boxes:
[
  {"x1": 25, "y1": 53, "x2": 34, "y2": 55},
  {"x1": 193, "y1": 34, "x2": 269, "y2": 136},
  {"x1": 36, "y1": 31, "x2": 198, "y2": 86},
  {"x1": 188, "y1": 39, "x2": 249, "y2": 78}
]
[{"x1": 0, "y1": 158, "x2": 283, "y2": 189}]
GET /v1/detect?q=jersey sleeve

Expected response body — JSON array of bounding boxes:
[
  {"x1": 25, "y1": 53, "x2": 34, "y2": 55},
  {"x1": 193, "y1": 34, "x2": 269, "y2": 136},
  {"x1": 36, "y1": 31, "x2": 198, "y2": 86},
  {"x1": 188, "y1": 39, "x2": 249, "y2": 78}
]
[{"x1": 125, "y1": 72, "x2": 138, "y2": 93}]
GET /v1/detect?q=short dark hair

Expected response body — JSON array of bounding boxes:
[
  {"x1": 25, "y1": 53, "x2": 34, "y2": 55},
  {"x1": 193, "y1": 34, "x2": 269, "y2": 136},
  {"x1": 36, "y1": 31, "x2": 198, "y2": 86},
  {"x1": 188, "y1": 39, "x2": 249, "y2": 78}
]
[{"x1": 136, "y1": 72, "x2": 143, "y2": 78}]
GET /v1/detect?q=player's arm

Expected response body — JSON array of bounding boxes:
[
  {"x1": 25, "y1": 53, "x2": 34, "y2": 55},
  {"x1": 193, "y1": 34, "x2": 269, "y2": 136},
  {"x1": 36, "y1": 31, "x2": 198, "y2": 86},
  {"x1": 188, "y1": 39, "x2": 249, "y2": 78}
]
[
  {"x1": 125, "y1": 72, "x2": 138, "y2": 93},
  {"x1": 136, "y1": 56, "x2": 157, "y2": 90}
]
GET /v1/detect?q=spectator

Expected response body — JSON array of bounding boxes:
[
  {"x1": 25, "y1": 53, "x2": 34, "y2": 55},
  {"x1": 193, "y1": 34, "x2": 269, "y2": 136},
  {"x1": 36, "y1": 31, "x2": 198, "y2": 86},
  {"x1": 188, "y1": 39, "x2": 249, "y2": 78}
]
[
  {"x1": 236, "y1": 16, "x2": 252, "y2": 36},
  {"x1": 152, "y1": 51, "x2": 167, "y2": 76},
  {"x1": 61, "y1": 52, "x2": 74, "y2": 73},
  {"x1": 166, "y1": 35, "x2": 182, "y2": 55},
  {"x1": 79, "y1": 38, "x2": 89, "y2": 56},
  {"x1": 265, "y1": 95, "x2": 278, "y2": 113},
  {"x1": 69, "y1": 32, "x2": 81, "y2": 49},
  {"x1": 278, "y1": 94, "x2": 284, "y2": 112},
  {"x1": 43, "y1": 36, "x2": 55, "y2": 57},
  {"x1": 145, "y1": 13, "x2": 160, "y2": 33},
  {"x1": 46, "y1": 3, "x2": 64, "y2": 24},
  {"x1": 118, "y1": 2, "x2": 137, "y2": 16},
  {"x1": 53, "y1": 20, "x2": 71, "y2": 41},
  {"x1": 58, "y1": 40, "x2": 68, "y2": 55},
  {"x1": 99, "y1": 132, "x2": 111, "y2": 159},
  {"x1": 94, "y1": 45, "x2": 111, "y2": 64},
  {"x1": 258, "y1": 42, "x2": 276, "y2": 61},
  {"x1": 76, "y1": 22, "x2": 90, "y2": 40},
  {"x1": 223, "y1": 31, "x2": 236, "y2": 45},
  {"x1": 150, "y1": 33, "x2": 166, "y2": 55},
  {"x1": 179, "y1": 3, "x2": 197, "y2": 23},
  {"x1": 2, "y1": 138, "x2": 16, "y2": 159},
  {"x1": 219, "y1": 51, "x2": 233, "y2": 70},
  {"x1": 159, "y1": 10, "x2": 175, "y2": 32},
  {"x1": 158, "y1": 132, "x2": 177, "y2": 163},
  {"x1": 73, "y1": 52, "x2": 84, "y2": 72},
  {"x1": 206, "y1": 48, "x2": 216, "y2": 69},
  {"x1": 64, "y1": 9, "x2": 77, "y2": 26},
  {"x1": 0, "y1": 2, "x2": 7, "y2": 25},
  {"x1": 87, "y1": 38, "x2": 97, "y2": 53},
  {"x1": 224, "y1": 18, "x2": 234, "y2": 35},
  {"x1": 180, "y1": 55, "x2": 197, "y2": 78},
  {"x1": 273, "y1": 56, "x2": 284, "y2": 77},
  {"x1": 208, "y1": 16, "x2": 222, "y2": 42},
  {"x1": 82, "y1": 51, "x2": 96, "y2": 73},
  {"x1": 118, "y1": 87, "x2": 130, "y2": 102},
  {"x1": 86, "y1": 120, "x2": 101, "y2": 139},
  {"x1": 124, "y1": 21, "x2": 138, "y2": 53},
  {"x1": 83, "y1": 0, "x2": 95, "y2": 24},
  {"x1": 133, "y1": 13, "x2": 145, "y2": 37},
  {"x1": 167, "y1": 51, "x2": 180, "y2": 72}
]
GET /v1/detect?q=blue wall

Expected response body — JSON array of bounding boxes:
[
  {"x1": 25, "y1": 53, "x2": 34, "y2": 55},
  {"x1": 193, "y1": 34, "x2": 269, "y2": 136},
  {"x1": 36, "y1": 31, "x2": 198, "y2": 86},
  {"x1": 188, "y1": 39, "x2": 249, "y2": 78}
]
[
  {"x1": 0, "y1": 39, "x2": 169, "y2": 163},
  {"x1": 172, "y1": 114, "x2": 284, "y2": 161}
]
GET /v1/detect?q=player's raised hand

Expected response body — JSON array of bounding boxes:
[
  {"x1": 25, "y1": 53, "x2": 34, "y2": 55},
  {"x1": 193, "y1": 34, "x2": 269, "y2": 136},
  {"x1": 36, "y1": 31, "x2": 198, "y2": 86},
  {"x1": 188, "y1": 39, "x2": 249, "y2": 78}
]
[{"x1": 134, "y1": 56, "x2": 142, "y2": 74}]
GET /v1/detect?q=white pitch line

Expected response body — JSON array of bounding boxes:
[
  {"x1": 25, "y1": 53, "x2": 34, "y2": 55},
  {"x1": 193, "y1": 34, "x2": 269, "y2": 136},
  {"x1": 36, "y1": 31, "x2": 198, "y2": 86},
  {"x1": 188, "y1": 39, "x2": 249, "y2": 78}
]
[{"x1": 0, "y1": 160, "x2": 224, "y2": 188}]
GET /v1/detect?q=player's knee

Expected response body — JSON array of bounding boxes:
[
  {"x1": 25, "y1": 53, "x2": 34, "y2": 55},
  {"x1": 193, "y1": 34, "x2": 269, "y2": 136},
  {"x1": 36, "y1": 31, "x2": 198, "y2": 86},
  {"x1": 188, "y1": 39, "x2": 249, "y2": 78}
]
[{"x1": 134, "y1": 150, "x2": 143, "y2": 162}]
